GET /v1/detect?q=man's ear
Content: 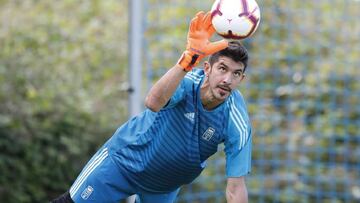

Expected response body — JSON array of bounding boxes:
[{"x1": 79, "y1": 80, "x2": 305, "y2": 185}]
[{"x1": 203, "y1": 61, "x2": 211, "y2": 76}]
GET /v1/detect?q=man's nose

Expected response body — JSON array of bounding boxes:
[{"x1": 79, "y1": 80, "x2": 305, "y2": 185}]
[{"x1": 223, "y1": 73, "x2": 232, "y2": 84}]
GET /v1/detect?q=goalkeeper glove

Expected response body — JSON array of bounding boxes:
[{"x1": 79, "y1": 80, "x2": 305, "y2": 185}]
[{"x1": 178, "y1": 11, "x2": 228, "y2": 72}]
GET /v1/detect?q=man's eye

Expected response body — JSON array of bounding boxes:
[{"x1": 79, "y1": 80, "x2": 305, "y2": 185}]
[
  {"x1": 219, "y1": 66, "x2": 226, "y2": 71},
  {"x1": 233, "y1": 72, "x2": 243, "y2": 77}
]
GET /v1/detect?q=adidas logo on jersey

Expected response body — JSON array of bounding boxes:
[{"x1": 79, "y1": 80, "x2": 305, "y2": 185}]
[{"x1": 184, "y1": 112, "x2": 195, "y2": 123}]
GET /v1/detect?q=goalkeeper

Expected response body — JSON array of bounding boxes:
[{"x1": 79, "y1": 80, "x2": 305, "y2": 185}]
[{"x1": 52, "y1": 11, "x2": 252, "y2": 203}]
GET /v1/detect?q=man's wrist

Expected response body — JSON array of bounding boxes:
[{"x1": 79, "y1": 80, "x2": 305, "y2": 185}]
[{"x1": 177, "y1": 51, "x2": 199, "y2": 72}]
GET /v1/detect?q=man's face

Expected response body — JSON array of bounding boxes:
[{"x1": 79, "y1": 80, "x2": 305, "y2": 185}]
[{"x1": 204, "y1": 56, "x2": 245, "y2": 101}]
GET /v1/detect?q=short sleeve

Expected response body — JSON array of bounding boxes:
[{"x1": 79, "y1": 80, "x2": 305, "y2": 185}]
[
  {"x1": 224, "y1": 126, "x2": 252, "y2": 177},
  {"x1": 224, "y1": 92, "x2": 252, "y2": 177},
  {"x1": 163, "y1": 69, "x2": 204, "y2": 110},
  {"x1": 162, "y1": 79, "x2": 186, "y2": 109}
]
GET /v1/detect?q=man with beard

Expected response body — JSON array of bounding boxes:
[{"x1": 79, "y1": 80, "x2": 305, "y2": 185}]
[{"x1": 52, "y1": 11, "x2": 252, "y2": 203}]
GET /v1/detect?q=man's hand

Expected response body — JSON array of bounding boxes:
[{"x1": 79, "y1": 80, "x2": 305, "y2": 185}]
[{"x1": 178, "y1": 11, "x2": 228, "y2": 72}]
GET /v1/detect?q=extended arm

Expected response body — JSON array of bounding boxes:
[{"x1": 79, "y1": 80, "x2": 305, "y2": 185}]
[
  {"x1": 226, "y1": 177, "x2": 248, "y2": 203},
  {"x1": 144, "y1": 11, "x2": 228, "y2": 112}
]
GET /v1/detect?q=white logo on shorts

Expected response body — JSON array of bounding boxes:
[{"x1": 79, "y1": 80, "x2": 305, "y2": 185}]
[
  {"x1": 81, "y1": 185, "x2": 94, "y2": 200},
  {"x1": 202, "y1": 127, "x2": 215, "y2": 141}
]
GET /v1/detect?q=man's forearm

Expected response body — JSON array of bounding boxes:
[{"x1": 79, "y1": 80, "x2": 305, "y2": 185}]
[
  {"x1": 226, "y1": 177, "x2": 248, "y2": 203},
  {"x1": 144, "y1": 64, "x2": 186, "y2": 112},
  {"x1": 226, "y1": 187, "x2": 248, "y2": 203}
]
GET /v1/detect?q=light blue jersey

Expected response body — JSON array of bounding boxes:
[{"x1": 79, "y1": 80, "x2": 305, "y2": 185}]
[
  {"x1": 107, "y1": 68, "x2": 252, "y2": 193},
  {"x1": 69, "y1": 68, "x2": 252, "y2": 202}
]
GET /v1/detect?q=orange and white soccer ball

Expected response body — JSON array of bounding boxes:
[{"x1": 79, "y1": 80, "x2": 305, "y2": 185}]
[{"x1": 211, "y1": 0, "x2": 261, "y2": 40}]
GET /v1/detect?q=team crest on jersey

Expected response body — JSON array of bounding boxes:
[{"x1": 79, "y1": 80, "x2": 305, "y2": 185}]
[
  {"x1": 81, "y1": 185, "x2": 94, "y2": 200},
  {"x1": 202, "y1": 127, "x2": 215, "y2": 141}
]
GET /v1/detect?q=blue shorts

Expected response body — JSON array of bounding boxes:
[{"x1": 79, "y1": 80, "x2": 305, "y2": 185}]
[{"x1": 69, "y1": 147, "x2": 180, "y2": 203}]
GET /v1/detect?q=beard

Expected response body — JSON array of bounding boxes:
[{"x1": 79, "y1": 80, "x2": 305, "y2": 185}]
[{"x1": 213, "y1": 84, "x2": 232, "y2": 99}]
